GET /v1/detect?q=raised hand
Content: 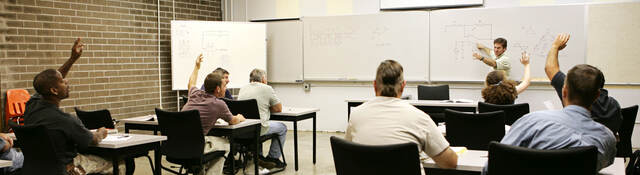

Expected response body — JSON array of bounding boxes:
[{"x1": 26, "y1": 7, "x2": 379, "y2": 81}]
[
  {"x1": 195, "y1": 54, "x2": 203, "y2": 68},
  {"x1": 520, "y1": 51, "x2": 530, "y2": 65},
  {"x1": 71, "y1": 38, "x2": 84, "y2": 59},
  {"x1": 552, "y1": 33, "x2": 570, "y2": 51}
]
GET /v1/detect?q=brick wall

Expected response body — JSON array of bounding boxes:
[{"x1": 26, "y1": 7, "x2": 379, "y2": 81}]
[{"x1": 0, "y1": 0, "x2": 222, "y2": 129}]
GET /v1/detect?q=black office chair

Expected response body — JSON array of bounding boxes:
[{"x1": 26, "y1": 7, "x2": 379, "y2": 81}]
[
  {"x1": 11, "y1": 124, "x2": 66, "y2": 175},
  {"x1": 478, "y1": 102, "x2": 530, "y2": 126},
  {"x1": 617, "y1": 105, "x2": 638, "y2": 158},
  {"x1": 155, "y1": 108, "x2": 226, "y2": 174},
  {"x1": 417, "y1": 84, "x2": 449, "y2": 100},
  {"x1": 75, "y1": 107, "x2": 116, "y2": 129},
  {"x1": 444, "y1": 109, "x2": 505, "y2": 150},
  {"x1": 222, "y1": 98, "x2": 286, "y2": 171},
  {"x1": 329, "y1": 136, "x2": 421, "y2": 175},
  {"x1": 487, "y1": 141, "x2": 597, "y2": 175}
]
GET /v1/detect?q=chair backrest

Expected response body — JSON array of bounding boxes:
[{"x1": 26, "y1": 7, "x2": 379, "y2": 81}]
[
  {"x1": 444, "y1": 109, "x2": 505, "y2": 150},
  {"x1": 329, "y1": 136, "x2": 421, "y2": 175},
  {"x1": 12, "y1": 124, "x2": 65, "y2": 174},
  {"x1": 74, "y1": 107, "x2": 115, "y2": 129},
  {"x1": 618, "y1": 105, "x2": 639, "y2": 157},
  {"x1": 417, "y1": 84, "x2": 450, "y2": 100},
  {"x1": 222, "y1": 98, "x2": 260, "y2": 119},
  {"x1": 5, "y1": 89, "x2": 30, "y2": 126},
  {"x1": 478, "y1": 102, "x2": 530, "y2": 126},
  {"x1": 488, "y1": 141, "x2": 597, "y2": 175},
  {"x1": 155, "y1": 108, "x2": 205, "y2": 162}
]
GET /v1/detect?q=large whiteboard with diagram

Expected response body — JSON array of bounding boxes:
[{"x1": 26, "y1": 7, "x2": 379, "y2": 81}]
[
  {"x1": 429, "y1": 5, "x2": 586, "y2": 82},
  {"x1": 303, "y1": 12, "x2": 430, "y2": 81},
  {"x1": 171, "y1": 21, "x2": 266, "y2": 90}
]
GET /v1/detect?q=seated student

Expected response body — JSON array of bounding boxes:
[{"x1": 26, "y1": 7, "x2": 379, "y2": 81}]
[
  {"x1": 24, "y1": 38, "x2": 126, "y2": 174},
  {"x1": 200, "y1": 67, "x2": 233, "y2": 99},
  {"x1": 346, "y1": 60, "x2": 458, "y2": 175},
  {"x1": 237, "y1": 69, "x2": 287, "y2": 170},
  {"x1": 181, "y1": 54, "x2": 246, "y2": 175},
  {"x1": 0, "y1": 133, "x2": 22, "y2": 173},
  {"x1": 481, "y1": 52, "x2": 531, "y2": 105},
  {"x1": 482, "y1": 35, "x2": 617, "y2": 174},
  {"x1": 544, "y1": 33, "x2": 622, "y2": 134}
]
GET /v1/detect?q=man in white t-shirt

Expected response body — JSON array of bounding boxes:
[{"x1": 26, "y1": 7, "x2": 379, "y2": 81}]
[
  {"x1": 238, "y1": 69, "x2": 286, "y2": 170},
  {"x1": 346, "y1": 60, "x2": 458, "y2": 174}
]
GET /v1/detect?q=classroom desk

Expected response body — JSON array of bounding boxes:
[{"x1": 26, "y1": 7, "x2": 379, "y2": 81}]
[
  {"x1": 8, "y1": 132, "x2": 166, "y2": 175},
  {"x1": 0, "y1": 160, "x2": 12, "y2": 175},
  {"x1": 345, "y1": 99, "x2": 477, "y2": 121},
  {"x1": 121, "y1": 116, "x2": 261, "y2": 175},
  {"x1": 270, "y1": 107, "x2": 320, "y2": 171},
  {"x1": 85, "y1": 134, "x2": 166, "y2": 175},
  {"x1": 422, "y1": 150, "x2": 625, "y2": 175}
]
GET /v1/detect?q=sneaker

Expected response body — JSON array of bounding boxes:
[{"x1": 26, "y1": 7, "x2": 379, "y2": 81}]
[
  {"x1": 257, "y1": 159, "x2": 276, "y2": 169},
  {"x1": 265, "y1": 157, "x2": 286, "y2": 169}
]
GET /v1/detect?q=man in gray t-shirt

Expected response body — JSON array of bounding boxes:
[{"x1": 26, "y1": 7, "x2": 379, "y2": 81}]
[{"x1": 238, "y1": 68, "x2": 287, "y2": 169}]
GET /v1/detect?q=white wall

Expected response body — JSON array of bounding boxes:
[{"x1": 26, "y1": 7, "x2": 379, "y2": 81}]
[{"x1": 228, "y1": 0, "x2": 640, "y2": 148}]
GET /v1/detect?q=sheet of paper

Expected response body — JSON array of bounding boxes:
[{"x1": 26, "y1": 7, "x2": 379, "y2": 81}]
[{"x1": 102, "y1": 135, "x2": 131, "y2": 142}]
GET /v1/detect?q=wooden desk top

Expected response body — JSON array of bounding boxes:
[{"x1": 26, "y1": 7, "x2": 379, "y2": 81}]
[
  {"x1": 423, "y1": 150, "x2": 624, "y2": 175},
  {"x1": 0, "y1": 160, "x2": 12, "y2": 168},
  {"x1": 271, "y1": 107, "x2": 320, "y2": 116},
  {"x1": 96, "y1": 133, "x2": 166, "y2": 149},
  {"x1": 346, "y1": 99, "x2": 478, "y2": 107},
  {"x1": 6, "y1": 132, "x2": 166, "y2": 149}
]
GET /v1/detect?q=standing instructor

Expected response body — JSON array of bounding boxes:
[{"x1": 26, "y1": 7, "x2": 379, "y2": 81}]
[{"x1": 473, "y1": 38, "x2": 511, "y2": 77}]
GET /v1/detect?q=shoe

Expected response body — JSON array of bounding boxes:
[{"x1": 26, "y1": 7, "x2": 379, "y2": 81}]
[
  {"x1": 265, "y1": 157, "x2": 286, "y2": 169},
  {"x1": 258, "y1": 156, "x2": 276, "y2": 169}
]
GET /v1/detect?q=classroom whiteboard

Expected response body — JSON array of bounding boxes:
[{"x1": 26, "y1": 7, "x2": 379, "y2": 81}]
[
  {"x1": 265, "y1": 20, "x2": 304, "y2": 83},
  {"x1": 380, "y1": 0, "x2": 483, "y2": 9},
  {"x1": 430, "y1": 5, "x2": 586, "y2": 82},
  {"x1": 303, "y1": 12, "x2": 430, "y2": 81},
  {"x1": 587, "y1": 2, "x2": 640, "y2": 84},
  {"x1": 171, "y1": 21, "x2": 266, "y2": 90}
]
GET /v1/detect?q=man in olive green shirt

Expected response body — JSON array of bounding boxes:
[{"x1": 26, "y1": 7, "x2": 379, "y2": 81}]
[{"x1": 473, "y1": 38, "x2": 511, "y2": 77}]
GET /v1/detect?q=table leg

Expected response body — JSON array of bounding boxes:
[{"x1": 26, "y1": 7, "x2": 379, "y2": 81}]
[
  {"x1": 125, "y1": 125, "x2": 130, "y2": 133},
  {"x1": 154, "y1": 144, "x2": 162, "y2": 175},
  {"x1": 113, "y1": 157, "x2": 119, "y2": 175},
  {"x1": 254, "y1": 125, "x2": 260, "y2": 175},
  {"x1": 313, "y1": 114, "x2": 316, "y2": 164},
  {"x1": 229, "y1": 135, "x2": 235, "y2": 175},
  {"x1": 347, "y1": 103, "x2": 352, "y2": 121},
  {"x1": 294, "y1": 120, "x2": 299, "y2": 171}
]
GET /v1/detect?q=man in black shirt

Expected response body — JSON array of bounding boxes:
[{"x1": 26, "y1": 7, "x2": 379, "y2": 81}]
[
  {"x1": 24, "y1": 38, "x2": 124, "y2": 174},
  {"x1": 544, "y1": 34, "x2": 622, "y2": 134}
]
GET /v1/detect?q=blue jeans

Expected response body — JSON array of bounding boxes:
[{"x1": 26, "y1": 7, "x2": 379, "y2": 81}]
[
  {"x1": 1, "y1": 148, "x2": 23, "y2": 173},
  {"x1": 262, "y1": 121, "x2": 287, "y2": 159}
]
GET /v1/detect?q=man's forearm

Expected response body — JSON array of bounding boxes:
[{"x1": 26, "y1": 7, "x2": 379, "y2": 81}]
[
  {"x1": 545, "y1": 48, "x2": 560, "y2": 79},
  {"x1": 58, "y1": 56, "x2": 79, "y2": 78},
  {"x1": 482, "y1": 57, "x2": 497, "y2": 67}
]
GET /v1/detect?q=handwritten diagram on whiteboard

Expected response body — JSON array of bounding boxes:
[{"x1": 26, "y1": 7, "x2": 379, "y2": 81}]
[
  {"x1": 430, "y1": 5, "x2": 586, "y2": 82},
  {"x1": 303, "y1": 12, "x2": 430, "y2": 81},
  {"x1": 171, "y1": 21, "x2": 266, "y2": 90}
]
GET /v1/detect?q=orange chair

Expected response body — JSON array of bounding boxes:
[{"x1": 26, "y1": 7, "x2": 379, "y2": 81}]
[{"x1": 5, "y1": 89, "x2": 30, "y2": 128}]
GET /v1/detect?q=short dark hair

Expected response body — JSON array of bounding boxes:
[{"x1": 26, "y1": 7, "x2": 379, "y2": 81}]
[
  {"x1": 203, "y1": 72, "x2": 223, "y2": 94},
  {"x1": 375, "y1": 60, "x2": 404, "y2": 97},
  {"x1": 482, "y1": 71, "x2": 517, "y2": 105},
  {"x1": 33, "y1": 69, "x2": 60, "y2": 97},
  {"x1": 213, "y1": 67, "x2": 229, "y2": 75},
  {"x1": 494, "y1": 38, "x2": 507, "y2": 49},
  {"x1": 566, "y1": 64, "x2": 604, "y2": 108}
]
